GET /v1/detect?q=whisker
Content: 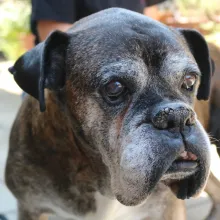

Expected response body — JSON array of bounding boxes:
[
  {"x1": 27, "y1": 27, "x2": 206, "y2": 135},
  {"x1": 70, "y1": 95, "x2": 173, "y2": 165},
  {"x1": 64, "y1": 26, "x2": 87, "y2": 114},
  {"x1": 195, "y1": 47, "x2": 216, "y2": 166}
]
[{"x1": 207, "y1": 133, "x2": 220, "y2": 143}]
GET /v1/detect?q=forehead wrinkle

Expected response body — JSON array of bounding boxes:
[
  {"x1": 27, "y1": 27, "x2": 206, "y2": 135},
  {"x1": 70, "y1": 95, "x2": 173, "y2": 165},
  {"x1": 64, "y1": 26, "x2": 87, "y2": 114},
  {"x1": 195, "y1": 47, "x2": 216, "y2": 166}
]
[
  {"x1": 99, "y1": 59, "x2": 148, "y2": 90},
  {"x1": 148, "y1": 52, "x2": 200, "y2": 102},
  {"x1": 161, "y1": 53, "x2": 200, "y2": 81}
]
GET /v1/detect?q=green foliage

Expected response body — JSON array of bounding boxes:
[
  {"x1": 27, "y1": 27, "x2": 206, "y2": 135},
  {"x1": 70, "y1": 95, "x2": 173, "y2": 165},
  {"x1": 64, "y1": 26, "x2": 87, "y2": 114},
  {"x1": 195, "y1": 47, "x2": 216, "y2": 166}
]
[
  {"x1": 175, "y1": 0, "x2": 220, "y2": 17},
  {"x1": 174, "y1": 0, "x2": 220, "y2": 36},
  {"x1": 0, "y1": 0, "x2": 31, "y2": 60}
]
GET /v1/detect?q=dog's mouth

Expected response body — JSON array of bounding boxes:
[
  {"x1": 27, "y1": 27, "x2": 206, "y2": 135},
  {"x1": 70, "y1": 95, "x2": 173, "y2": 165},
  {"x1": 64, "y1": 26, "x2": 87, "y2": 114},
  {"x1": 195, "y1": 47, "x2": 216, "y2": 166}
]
[
  {"x1": 162, "y1": 150, "x2": 200, "y2": 199},
  {"x1": 167, "y1": 150, "x2": 198, "y2": 173},
  {"x1": 115, "y1": 123, "x2": 210, "y2": 205}
]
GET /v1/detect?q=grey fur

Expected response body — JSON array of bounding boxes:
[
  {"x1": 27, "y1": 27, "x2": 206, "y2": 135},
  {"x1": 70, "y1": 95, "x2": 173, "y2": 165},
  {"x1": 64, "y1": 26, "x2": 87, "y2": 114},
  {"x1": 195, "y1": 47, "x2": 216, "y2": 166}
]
[{"x1": 5, "y1": 8, "x2": 213, "y2": 220}]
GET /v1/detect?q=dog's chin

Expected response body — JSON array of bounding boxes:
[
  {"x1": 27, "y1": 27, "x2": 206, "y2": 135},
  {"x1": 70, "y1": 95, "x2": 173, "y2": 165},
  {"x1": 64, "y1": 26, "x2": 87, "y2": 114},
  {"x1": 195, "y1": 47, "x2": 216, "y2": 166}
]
[
  {"x1": 162, "y1": 169, "x2": 199, "y2": 199},
  {"x1": 115, "y1": 166, "x2": 205, "y2": 206},
  {"x1": 110, "y1": 123, "x2": 210, "y2": 206},
  {"x1": 161, "y1": 160, "x2": 208, "y2": 200},
  {"x1": 113, "y1": 146, "x2": 209, "y2": 206}
]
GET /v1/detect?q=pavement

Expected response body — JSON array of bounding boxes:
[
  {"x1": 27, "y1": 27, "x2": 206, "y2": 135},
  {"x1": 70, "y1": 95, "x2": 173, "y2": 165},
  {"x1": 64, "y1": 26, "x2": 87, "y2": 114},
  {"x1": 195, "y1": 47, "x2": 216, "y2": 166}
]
[{"x1": 0, "y1": 61, "x2": 214, "y2": 219}]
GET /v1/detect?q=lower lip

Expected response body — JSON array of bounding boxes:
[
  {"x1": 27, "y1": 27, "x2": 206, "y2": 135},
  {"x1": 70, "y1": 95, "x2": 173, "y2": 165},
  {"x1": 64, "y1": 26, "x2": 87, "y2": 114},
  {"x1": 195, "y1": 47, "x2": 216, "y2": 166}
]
[{"x1": 168, "y1": 160, "x2": 198, "y2": 172}]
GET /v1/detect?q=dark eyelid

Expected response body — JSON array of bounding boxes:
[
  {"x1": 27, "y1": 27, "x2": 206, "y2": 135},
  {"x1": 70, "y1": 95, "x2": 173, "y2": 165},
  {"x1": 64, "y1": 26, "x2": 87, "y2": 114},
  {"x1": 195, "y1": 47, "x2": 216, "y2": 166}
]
[
  {"x1": 100, "y1": 75, "x2": 137, "y2": 92},
  {"x1": 183, "y1": 68, "x2": 201, "y2": 77}
]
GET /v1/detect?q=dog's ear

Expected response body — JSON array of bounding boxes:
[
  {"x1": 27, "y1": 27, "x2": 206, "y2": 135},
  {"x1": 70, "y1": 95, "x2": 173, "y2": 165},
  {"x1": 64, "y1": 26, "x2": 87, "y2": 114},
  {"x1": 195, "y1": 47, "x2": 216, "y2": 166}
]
[
  {"x1": 211, "y1": 58, "x2": 215, "y2": 75},
  {"x1": 8, "y1": 30, "x2": 69, "y2": 112},
  {"x1": 178, "y1": 28, "x2": 215, "y2": 100}
]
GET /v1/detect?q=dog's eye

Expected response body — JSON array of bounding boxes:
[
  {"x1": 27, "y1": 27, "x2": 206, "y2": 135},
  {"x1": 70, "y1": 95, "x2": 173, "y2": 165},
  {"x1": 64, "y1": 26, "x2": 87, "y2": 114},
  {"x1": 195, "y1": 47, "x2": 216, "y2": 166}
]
[
  {"x1": 103, "y1": 81, "x2": 127, "y2": 103},
  {"x1": 105, "y1": 81, "x2": 125, "y2": 97},
  {"x1": 182, "y1": 73, "x2": 197, "y2": 92}
]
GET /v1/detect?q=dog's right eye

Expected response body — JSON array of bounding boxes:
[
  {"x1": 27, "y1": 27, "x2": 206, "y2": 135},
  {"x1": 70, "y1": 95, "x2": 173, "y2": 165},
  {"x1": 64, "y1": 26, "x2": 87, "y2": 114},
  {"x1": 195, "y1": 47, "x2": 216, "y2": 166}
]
[
  {"x1": 106, "y1": 81, "x2": 124, "y2": 96},
  {"x1": 103, "y1": 81, "x2": 128, "y2": 103}
]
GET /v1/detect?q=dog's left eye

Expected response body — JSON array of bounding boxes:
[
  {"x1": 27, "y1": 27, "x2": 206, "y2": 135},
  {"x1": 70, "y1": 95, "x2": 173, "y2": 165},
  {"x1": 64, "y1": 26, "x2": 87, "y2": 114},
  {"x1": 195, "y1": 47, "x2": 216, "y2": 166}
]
[
  {"x1": 182, "y1": 73, "x2": 197, "y2": 92},
  {"x1": 104, "y1": 81, "x2": 127, "y2": 103}
]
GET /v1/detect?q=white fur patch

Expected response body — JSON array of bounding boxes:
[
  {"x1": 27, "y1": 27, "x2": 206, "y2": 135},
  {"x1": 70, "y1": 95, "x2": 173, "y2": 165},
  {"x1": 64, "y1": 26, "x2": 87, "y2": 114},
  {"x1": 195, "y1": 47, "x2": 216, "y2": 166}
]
[{"x1": 41, "y1": 189, "x2": 171, "y2": 220}]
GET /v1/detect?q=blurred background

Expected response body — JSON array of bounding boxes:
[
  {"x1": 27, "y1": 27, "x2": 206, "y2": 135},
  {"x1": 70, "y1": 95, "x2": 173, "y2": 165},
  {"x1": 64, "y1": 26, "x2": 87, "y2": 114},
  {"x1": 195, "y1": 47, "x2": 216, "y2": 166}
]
[{"x1": 0, "y1": 0, "x2": 219, "y2": 220}]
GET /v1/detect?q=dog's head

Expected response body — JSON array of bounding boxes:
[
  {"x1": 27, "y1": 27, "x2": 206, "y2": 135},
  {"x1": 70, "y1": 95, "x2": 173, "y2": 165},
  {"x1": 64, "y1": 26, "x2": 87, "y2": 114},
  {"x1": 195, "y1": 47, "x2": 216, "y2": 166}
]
[{"x1": 9, "y1": 8, "x2": 214, "y2": 206}]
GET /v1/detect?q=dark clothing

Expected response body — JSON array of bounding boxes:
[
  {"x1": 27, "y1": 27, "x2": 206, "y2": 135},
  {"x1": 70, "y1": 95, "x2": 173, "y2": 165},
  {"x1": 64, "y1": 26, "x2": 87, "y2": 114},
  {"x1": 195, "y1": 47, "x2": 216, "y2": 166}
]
[{"x1": 31, "y1": 0, "x2": 166, "y2": 44}]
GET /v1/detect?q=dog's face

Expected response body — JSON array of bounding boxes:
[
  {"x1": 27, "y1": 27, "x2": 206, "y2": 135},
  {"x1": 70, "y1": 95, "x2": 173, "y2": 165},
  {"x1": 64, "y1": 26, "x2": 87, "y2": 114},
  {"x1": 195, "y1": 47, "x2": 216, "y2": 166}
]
[{"x1": 10, "y1": 9, "x2": 214, "y2": 206}]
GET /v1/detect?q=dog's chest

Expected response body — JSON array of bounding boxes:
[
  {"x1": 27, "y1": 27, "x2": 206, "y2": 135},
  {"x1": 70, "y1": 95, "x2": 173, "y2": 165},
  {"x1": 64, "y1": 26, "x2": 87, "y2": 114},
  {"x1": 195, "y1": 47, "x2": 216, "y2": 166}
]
[
  {"x1": 83, "y1": 192, "x2": 168, "y2": 220},
  {"x1": 48, "y1": 190, "x2": 170, "y2": 220}
]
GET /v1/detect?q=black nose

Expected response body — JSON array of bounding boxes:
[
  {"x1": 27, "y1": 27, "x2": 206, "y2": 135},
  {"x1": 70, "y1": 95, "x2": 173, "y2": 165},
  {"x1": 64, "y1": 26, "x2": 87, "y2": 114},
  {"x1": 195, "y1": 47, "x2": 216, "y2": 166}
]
[{"x1": 152, "y1": 104, "x2": 196, "y2": 130}]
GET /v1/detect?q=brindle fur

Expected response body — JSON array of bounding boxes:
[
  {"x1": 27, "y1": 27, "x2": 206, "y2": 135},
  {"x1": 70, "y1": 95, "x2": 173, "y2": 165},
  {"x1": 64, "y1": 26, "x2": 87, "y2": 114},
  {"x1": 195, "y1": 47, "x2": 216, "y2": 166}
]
[{"x1": 5, "y1": 8, "x2": 216, "y2": 220}]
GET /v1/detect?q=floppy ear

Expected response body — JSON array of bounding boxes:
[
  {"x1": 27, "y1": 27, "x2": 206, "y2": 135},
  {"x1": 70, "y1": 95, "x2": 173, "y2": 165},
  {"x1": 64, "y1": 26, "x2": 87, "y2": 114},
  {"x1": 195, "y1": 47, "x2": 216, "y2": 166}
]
[
  {"x1": 8, "y1": 30, "x2": 69, "y2": 112},
  {"x1": 178, "y1": 29, "x2": 215, "y2": 100}
]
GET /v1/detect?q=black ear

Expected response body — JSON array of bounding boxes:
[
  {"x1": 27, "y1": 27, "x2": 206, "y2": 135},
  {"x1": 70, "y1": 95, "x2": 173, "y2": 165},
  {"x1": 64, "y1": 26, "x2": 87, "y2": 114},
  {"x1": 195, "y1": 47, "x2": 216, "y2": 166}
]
[
  {"x1": 8, "y1": 30, "x2": 69, "y2": 112},
  {"x1": 178, "y1": 29, "x2": 215, "y2": 100}
]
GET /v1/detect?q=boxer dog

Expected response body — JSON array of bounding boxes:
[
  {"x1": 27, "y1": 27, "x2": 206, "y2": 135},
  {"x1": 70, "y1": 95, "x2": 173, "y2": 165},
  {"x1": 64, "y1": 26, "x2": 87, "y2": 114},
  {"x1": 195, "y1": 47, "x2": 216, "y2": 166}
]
[{"x1": 5, "y1": 8, "x2": 214, "y2": 220}]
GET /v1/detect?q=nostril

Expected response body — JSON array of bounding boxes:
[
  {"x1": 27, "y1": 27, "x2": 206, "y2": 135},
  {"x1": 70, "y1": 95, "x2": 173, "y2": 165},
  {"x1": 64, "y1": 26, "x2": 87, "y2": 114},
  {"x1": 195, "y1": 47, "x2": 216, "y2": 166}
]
[
  {"x1": 185, "y1": 110, "x2": 196, "y2": 126},
  {"x1": 152, "y1": 105, "x2": 196, "y2": 130},
  {"x1": 185, "y1": 118, "x2": 191, "y2": 126},
  {"x1": 152, "y1": 107, "x2": 175, "y2": 129},
  {"x1": 167, "y1": 120, "x2": 175, "y2": 129}
]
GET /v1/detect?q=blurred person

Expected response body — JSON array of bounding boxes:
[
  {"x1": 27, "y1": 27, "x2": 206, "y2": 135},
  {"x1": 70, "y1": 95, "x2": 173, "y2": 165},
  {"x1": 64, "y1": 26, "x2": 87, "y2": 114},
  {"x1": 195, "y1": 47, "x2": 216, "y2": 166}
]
[{"x1": 31, "y1": 0, "x2": 167, "y2": 43}]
